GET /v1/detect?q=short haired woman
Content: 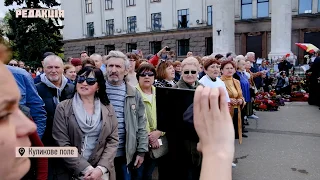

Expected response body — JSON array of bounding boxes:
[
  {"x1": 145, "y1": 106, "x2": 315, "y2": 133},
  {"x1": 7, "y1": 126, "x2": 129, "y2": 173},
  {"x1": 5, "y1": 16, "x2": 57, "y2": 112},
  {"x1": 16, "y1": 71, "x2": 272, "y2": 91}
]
[
  {"x1": 173, "y1": 61, "x2": 182, "y2": 82},
  {"x1": 154, "y1": 60, "x2": 176, "y2": 87},
  {"x1": 233, "y1": 58, "x2": 250, "y2": 138},
  {"x1": 199, "y1": 58, "x2": 230, "y2": 102},
  {"x1": 82, "y1": 57, "x2": 96, "y2": 68},
  {"x1": 64, "y1": 64, "x2": 77, "y2": 83},
  {"x1": 135, "y1": 63, "x2": 166, "y2": 180},
  {"x1": 220, "y1": 60, "x2": 246, "y2": 144},
  {"x1": 52, "y1": 67, "x2": 119, "y2": 180},
  {"x1": 175, "y1": 57, "x2": 202, "y2": 89}
]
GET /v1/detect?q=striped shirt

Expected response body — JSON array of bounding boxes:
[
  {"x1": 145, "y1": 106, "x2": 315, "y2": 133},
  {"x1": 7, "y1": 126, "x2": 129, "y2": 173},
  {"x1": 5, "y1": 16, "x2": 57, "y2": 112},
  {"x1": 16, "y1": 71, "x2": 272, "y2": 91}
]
[{"x1": 106, "y1": 81, "x2": 127, "y2": 157}]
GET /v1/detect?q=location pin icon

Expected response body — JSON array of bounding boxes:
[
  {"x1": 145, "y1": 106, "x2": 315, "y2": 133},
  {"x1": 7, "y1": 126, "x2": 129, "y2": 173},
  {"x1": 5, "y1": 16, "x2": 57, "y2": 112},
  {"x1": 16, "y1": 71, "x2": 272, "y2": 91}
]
[{"x1": 18, "y1": 147, "x2": 25, "y2": 156}]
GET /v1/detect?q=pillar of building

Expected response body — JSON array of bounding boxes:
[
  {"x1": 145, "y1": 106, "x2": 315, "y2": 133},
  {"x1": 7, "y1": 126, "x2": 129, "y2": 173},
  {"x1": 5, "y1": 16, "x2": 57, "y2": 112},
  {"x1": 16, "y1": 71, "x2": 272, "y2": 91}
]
[
  {"x1": 268, "y1": 0, "x2": 294, "y2": 62},
  {"x1": 212, "y1": 0, "x2": 235, "y2": 56}
]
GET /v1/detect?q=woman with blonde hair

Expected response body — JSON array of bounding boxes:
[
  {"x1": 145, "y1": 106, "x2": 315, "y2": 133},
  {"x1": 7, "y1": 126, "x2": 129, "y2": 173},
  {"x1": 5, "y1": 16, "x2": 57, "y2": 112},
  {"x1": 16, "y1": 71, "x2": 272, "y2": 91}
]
[
  {"x1": 64, "y1": 64, "x2": 77, "y2": 83},
  {"x1": 175, "y1": 57, "x2": 202, "y2": 89}
]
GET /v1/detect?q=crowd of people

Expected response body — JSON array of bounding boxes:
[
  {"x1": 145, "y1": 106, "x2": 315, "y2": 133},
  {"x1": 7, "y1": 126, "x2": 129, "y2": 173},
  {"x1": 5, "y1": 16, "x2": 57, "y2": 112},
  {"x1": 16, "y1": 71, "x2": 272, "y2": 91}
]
[{"x1": 2, "y1": 39, "x2": 320, "y2": 180}]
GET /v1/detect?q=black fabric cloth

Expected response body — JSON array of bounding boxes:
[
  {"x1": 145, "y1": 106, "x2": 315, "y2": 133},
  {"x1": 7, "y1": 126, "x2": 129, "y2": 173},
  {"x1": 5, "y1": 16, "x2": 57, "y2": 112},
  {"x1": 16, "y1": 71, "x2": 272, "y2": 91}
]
[
  {"x1": 35, "y1": 82, "x2": 75, "y2": 146},
  {"x1": 278, "y1": 60, "x2": 293, "y2": 76},
  {"x1": 308, "y1": 57, "x2": 320, "y2": 106},
  {"x1": 233, "y1": 108, "x2": 239, "y2": 139}
]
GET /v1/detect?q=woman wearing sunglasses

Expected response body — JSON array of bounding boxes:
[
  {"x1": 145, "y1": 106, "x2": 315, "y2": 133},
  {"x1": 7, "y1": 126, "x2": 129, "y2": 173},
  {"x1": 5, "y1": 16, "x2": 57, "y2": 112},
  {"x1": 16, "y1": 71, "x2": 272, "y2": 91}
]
[
  {"x1": 174, "y1": 57, "x2": 202, "y2": 89},
  {"x1": 52, "y1": 67, "x2": 119, "y2": 180},
  {"x1": 135, "y1": 63, "x2": 166, "y2": 180}
]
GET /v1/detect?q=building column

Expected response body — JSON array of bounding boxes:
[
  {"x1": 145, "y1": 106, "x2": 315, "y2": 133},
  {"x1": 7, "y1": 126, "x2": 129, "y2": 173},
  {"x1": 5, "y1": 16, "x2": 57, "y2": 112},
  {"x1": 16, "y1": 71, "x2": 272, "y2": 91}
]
[
  {"x1": 268, "y1": 0, "x2": 293, "y2": 61},
  {"x1": 212, "y1": 0, "x2": 235, "y2": 56}
]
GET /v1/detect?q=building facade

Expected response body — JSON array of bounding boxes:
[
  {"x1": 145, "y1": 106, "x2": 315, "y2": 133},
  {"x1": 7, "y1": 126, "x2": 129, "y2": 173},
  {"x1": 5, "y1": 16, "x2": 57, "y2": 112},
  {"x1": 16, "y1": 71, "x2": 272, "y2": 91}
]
[{"x1": 62, "y1": 0, "x2": 320, "y2": 63}]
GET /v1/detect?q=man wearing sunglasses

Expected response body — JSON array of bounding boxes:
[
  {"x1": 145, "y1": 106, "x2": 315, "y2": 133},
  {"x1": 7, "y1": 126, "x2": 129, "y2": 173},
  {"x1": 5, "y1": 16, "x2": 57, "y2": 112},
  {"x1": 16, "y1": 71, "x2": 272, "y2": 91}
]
[
  {"x1": 8, "y1": 59, "x2": 19, "y2": 67},
  {"x1": 105, "y1": 51, "x2": 148, "y2": 180}
]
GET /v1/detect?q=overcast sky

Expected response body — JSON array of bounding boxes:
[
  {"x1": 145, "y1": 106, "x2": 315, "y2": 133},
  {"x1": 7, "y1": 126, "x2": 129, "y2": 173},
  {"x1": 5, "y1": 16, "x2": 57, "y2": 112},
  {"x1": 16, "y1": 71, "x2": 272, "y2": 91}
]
[{"x1": 0, "y1": 0, "x2": 61, "y2": 18}]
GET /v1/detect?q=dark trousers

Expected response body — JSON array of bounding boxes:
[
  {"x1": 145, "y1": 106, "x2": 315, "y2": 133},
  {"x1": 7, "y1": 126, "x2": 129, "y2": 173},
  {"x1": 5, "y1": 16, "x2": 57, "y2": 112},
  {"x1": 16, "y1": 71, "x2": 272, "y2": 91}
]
[
  {"x1": 141, "y1": 154, "x2": 158, "y2": 180},
  {"x1": 114, "y1": 156, "x2": 144, "y2": 180},
  {"x1": 233, "y1": 108, "x2": 239, "y2": 139}
]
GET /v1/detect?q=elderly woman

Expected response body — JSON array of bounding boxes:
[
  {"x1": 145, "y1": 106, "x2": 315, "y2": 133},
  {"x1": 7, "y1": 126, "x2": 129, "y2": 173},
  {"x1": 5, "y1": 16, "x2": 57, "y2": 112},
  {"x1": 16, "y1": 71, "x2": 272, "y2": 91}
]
[
  {"x1": 154, "y1": 60, "x2": 176, "y2": 87},
  {"x1": 135, "y1": 63, "x2": 166, "y2": 180},
  {"x1": 64, "y1": 64, "x2": 77, "y2": 83},
  {"x1": 220, "y1": 60, "x2": 245, "y2": 144},
  {"x1": 52, "y1": 67, "x2": 119, "y2": 180},
  {"x1": 175, "y1": 57, "x2": 202, "y2": 89},
  {"x1": 233, "y1": 57, "x2": 250, "y2": 137},
  {"x1": 199, "y1": 57, "x2": 230, "y2": 102}
]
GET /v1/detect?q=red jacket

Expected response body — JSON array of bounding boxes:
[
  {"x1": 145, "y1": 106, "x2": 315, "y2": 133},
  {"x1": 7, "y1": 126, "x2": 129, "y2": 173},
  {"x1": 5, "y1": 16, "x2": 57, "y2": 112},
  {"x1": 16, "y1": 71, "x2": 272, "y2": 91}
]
[{"x1": 29, "y1": 124, "x2": 48, "y2": 180}]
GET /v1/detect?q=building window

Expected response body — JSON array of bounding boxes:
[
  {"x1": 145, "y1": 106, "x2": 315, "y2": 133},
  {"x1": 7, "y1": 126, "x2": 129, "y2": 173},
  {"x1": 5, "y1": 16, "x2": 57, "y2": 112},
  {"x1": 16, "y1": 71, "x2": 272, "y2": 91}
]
[
  {"x1": 151, "y1": 13, "x2": 161, "y2": 31},
  {"x1": 85, "y1": 46, "x2": 95, "y2": 56},
  {"x1": 87, "y1": 22, "x2": 94, "y2": 37},
  {"x1": 106, "y1": 19, "x2": 114, "y2": 35},
  {"x1": 257, "y1": 0, "x2": 269, "y2": 17},
  {"x1": 178, "y1": 39, "x2": 189, "y2": 56},
  {"x1": 127, "y1": 43, "x2": 137, "y2": 52},
  {"x1": 85, "y1": 0, "x2": 93, "y2": 13},
  {"x1": 299, "y1": 0, "x2": 312, "y2": 14},
  {"x1": 178, "y1": 9, "x2": 189, "y2": 28},
  {"x1": 105, "y1": 0, "x2": 113, "y2": 9},
  {"x1": 127, "y1": 16, "x2": 137, "y2": 33},
  {"x1": 241, "y1": 0, "x2": 252, "y2": 19},
  {"x1": 207, "y1": 6, "x2": 212, "y2": 26},
  {"x1": 150, "y1": 41, "x2": 162, "y2": 54},
  {"x1": 319, "y1": 0, "x2": 320, "y2": 12},
  {"x1": 205, "y1": 37, "x2": 213, "y2": 55},
  {"x1": 105, "y1": 45, "x2": 115, "y2": 55},
  {"x1": 127, "y1": 0, "x2": 135, "y2": 6}
]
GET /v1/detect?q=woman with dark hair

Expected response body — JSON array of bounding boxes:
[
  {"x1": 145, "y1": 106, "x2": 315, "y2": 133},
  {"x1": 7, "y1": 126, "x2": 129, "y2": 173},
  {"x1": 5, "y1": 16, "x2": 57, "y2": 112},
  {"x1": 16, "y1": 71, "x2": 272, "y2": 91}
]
[
  {"x1": 220, "y1": 60, "x2": 245, "y2": 144},
  {"x1": 82, "y1": 57, "x2": 96, "y2": 68},
  {"x1": 135, "y1": 63, "x2": 166, "y2": 180},
  {"x1": 52, "y1": 67, "x2": 119, "y2": 180},
  {"x1": 154, "y1": 60, "x2": 176, "y2": 87}
]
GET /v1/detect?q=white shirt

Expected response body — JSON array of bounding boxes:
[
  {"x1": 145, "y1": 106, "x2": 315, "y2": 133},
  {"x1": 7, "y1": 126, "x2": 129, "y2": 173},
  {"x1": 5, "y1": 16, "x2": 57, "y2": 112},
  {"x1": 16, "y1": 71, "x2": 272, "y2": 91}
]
[{"x1": 199, "y1": 75, "x2": 231, "y2": 102}]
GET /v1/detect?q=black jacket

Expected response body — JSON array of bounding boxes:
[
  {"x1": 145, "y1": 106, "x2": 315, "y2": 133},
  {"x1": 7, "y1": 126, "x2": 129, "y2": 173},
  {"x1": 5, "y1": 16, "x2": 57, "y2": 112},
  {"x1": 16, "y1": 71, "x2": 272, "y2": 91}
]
[{"x1": 35, "y1": 82, "x2": 75, "y2": 146}]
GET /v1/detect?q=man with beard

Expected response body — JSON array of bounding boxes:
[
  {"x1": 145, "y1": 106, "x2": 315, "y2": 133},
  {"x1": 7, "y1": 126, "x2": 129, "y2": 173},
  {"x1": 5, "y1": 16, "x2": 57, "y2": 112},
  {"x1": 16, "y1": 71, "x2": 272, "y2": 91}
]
[
  {"x1": 104, "y1": 51, "x2": 148, "y2": 180},
  {"x1": 35, "y1": 55, "x2": 74, "y2": 179}
]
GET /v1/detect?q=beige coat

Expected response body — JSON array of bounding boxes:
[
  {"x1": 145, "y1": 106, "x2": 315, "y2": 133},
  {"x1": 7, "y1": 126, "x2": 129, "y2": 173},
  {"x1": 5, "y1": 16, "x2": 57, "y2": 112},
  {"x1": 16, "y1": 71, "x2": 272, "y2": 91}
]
[{"x1": 52, "y1": 98, "x2": 119, "y2": 180}]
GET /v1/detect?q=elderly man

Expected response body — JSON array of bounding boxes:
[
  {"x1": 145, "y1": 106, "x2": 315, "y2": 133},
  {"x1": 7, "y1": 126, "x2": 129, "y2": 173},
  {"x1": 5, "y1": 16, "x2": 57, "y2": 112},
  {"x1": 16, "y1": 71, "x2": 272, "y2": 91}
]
[
  {"x1": 90, "y1": 53, "x2": 106, "y2": 72},
  {"x1": 245, "y1": 52, "x2": 263, "y2": 119},
  {"x1": 36, "y1": 55, "x2": 74, "y2": 146},
  {"x1": 36, "y1": 55, "x2": 74, "y2": 179},
  {"x1": 104, "y1": 50, "x2": 148, "y2": 180},
  {"x1": 34, "y1": 52, "x2": 56, "y2": 84}
]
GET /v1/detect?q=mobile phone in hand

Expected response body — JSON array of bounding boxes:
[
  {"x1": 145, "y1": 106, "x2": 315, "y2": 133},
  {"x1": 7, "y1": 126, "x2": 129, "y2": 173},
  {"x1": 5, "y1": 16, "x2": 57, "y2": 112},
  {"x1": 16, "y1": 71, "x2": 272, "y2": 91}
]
[{"x1": 165, "y1": 47, "x2": 171, "y2": 51}]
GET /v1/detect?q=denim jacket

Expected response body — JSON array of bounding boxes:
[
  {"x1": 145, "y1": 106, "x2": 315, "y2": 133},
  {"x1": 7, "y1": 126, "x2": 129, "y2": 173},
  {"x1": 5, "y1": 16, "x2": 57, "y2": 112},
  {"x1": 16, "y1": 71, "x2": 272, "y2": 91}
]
[{"x1": 7, "y1": 65, "x2": 47, "y2": 138}]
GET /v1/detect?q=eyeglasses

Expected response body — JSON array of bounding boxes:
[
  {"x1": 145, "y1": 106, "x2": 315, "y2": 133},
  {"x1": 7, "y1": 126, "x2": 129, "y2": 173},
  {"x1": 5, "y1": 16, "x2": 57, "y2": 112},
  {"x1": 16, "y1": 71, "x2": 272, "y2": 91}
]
[
  {"x1": 183, "y1": 70, "x2": 197, "y2": 75},
  {"x1": 9, "y1": 63, "x2": 18, "y2": 67},
  {"x1": 77, "y1": 76, "x2": 97, "y2": 85},
  {"x1": 140, "y1": 72, "x2": 154, "y2": 77}
]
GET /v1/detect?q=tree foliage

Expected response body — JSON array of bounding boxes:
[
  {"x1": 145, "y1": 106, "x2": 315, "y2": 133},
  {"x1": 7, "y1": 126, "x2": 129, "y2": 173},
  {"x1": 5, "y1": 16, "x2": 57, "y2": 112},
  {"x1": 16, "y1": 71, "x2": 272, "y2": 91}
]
[{"x1": 5, "y1": 0, "x2": 64, "y2": 67}]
